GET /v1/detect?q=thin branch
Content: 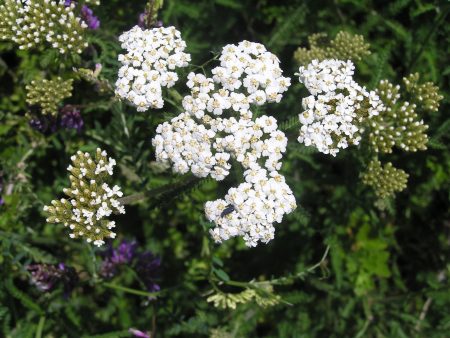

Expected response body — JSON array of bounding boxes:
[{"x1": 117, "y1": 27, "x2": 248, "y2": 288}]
[{"x1": 415, "y1": 297, "x2": 432, "y2": 332}]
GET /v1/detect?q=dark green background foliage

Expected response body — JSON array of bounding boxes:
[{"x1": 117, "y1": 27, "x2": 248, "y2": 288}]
[{"x1": 1, "y1": 0, "x2": 449, "y2": 337}]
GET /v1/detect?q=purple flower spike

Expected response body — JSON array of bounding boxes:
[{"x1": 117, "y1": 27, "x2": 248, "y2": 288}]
[
  {"x1": 99, "y1": 240, "x2": 161, "y2": 294},
  {"x1": 29, "y1": 114, "x2": 58, "y2": 135},
  {"x1": 100, "y1": 240, "x2": 138, "y2": 278},
  {"x1": 111, "y1": 240, "x2": 138, "y2": 264},
  {"x1": 137, "y1": 12, "x2": 147, "y2": 28},
  {"x1": 137, "y1": 12, "x2": 163, "y2": 28},
  {"x1": 27, "y1": 263, "x2": 78, "y2": 296},
  {"x1": 136, "y1": 252, "x2": 161, "y2": 292},
  {"x1": 60, "y1": 105, "x2": 84, "y2": 132},
  {"x1": 129, "y1": 328, "x2": 151, "y2": 338},
  {"x1": 81, "y1": 5, "x2": 100, "y2": 30}
]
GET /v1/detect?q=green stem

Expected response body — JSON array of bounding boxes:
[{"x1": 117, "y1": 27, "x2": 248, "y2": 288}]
[
  {"x1": 213, "y1": 246, "x2": 331, "y2": 289},
  {"x1": 118, "y1": 174, "x2": 202, "y2": 205},
  {"x1": 35, "y1": 316, "x2": 46, "y2": 338},
  {"x1": 120, "y1": 109, "x2": 130, "y2": 139},
  {"x1": 117, "y1": 192, "x2": 147, "y2": 205},
  {"x1": 102, "y1": 282, "x2": 161, "y2": 298}
]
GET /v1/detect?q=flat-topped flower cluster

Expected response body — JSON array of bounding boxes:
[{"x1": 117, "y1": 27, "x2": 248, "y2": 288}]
[
  {"x1": 152, "y1": 40, "x2": 296, "y2": 246},
  {"x1": 115, "y1": 25, "x2": 191, "y2": 111},
  {"x1": 0, "y1": 0, "x2": 88, "y2": 54},
  {"x1": 297, "y1": 59, "x2": 384, "y2": 156},
  {"x1": 44, "y1": 149, "x2": 125, "y2": 247}
]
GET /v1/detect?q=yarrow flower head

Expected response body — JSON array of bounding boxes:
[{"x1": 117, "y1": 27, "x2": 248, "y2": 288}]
[
  {"x1": 0, "y1": 0, "x2": 89, "y2": 54},
  {"x1": 26, "y1": 77, "x2": 73, "y2": 116},
  {"x1": 297, "y1": 59, "x2": 384, "y2": 156},
  {"x1": 206, "y1": 171, "x2": 296, "y2": 247},
  {"x1": 43, "y1": 149, "x2": 125, "y2": 247},
  {"x1": 115, "y1": 25, "x2": 191, "y2": 112},
  {"x1": 153, "y1": 40, "x2": 296, "y2": 247}
]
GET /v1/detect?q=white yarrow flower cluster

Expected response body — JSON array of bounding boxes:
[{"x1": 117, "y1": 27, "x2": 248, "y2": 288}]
[
  {"x1": 115, "y1": 25, "x2": 191, "y2": 112},
  {"x1": 206, "y1": 171, "x2": 296, "y2": 247},
  {"x1": 297, "y1": 59, "x2": 384, "y2": 156},
  {"x1": 0, "y1": 0, "x2": 88, "y2": 54},
  {"x1": 43, "y1": 149, "x2": 125, "y2": 247},
  {"x1": 152, "y1": 40, "x2": 296, "y2": 247}
]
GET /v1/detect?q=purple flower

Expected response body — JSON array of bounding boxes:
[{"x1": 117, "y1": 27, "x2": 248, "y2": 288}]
[
  {"x1": 112, "y1": 240, "x2": 137, "y2": 264},
  {"x1": 135, "y1": 252, "x2": 161, "y2": 292},
  {"x1": 137, "y1": 12, "x2": 163, "y2": 28},
  {"x1": 81, "y1": 5, "x2": 100, "y2": 30},
  {"x1": 64, "y1": 0, "x2": 73, "y2": 7},
  {"x1": 27, "y1": 263, "x2": 78, "y2": 295},
  {"x1": 137, "y1": 12, "x2": 147, "y2": 28},
  {"x1": 29, "y1": 115, "x2": 58, "y2": 135},
  {"x1": 100, "y1": 240, "x2": 137, "y2": 278},
  {"x1": 99, "y1": 240, "x2": 160, "y2": 293},
  {"x1": 60, "y1": 105, "x2": 84, "y2": 132},
  {"x1": 129, "y1": 328, "x2": 151, "y2": 338}
]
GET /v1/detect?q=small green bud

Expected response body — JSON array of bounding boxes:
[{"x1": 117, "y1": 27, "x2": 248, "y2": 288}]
[
  {"x1": 369, "y1": 79, "x2": 429, "y2": 153},
  {"x1": 403, "y1": 73, "x2": 443, "y2": 112}
]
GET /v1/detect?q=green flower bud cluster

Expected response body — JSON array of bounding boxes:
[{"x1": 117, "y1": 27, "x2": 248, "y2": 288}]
[
  {"x1": 43, "y1": 149, "x2": 126, "y2": 247},
  {"x1": 362, "y1": 160, "x2": 409, "y2": 199},
  {"x1": 210, "y1": 328, "x2": 233, "y2": 338},
  {"x1": 368, "y1": 79, "x2": 429, "y2": 153},
  {"x1": 74, "y1": 64, "x2": 112, "y2": 94},
  {"x1": 207, "y1": 283, "x2": 280, "y2": 309},
  {"x1": 0, "y1": 0, "x2": 88, "y2": 54},
  {"x1": 85, "y1": 0, "x2": 100, "y2": 5},
  {"x1": 403, "y1": 73, "x2": 443, "y2": 112},
  {"x1": 26, "y1": 77, "x2": 73, "y2": 116},
  {"x1": 294, "y1": 31, "x2": 370, "y2": 66}
]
